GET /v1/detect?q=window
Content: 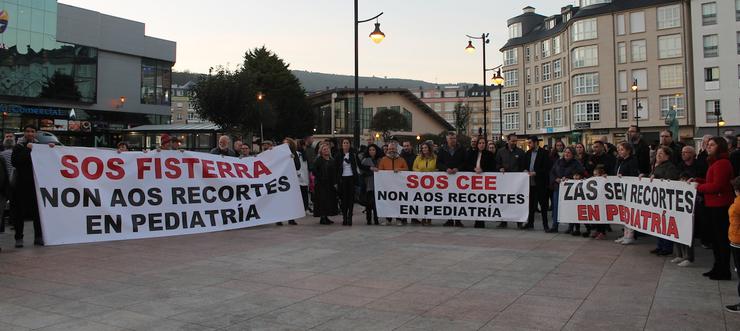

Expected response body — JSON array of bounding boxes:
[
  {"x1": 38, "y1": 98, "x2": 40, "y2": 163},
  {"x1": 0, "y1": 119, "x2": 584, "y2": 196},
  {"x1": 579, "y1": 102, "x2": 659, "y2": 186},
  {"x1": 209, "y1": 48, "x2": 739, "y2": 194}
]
[
  {"x1": 547, "y1": 19, "x2": 555, "y2": 29},
  {"x1": 526, "y1": 47, "x2": 531, "y2": 62},
  {"x1": 553, "y1": 59, "x2": 563, "y2": 78},
  {"x1": 504, "y1": 70, "x2": 518, "y2": 87},
  {"x1": 141, "y1": 59, "x2": 173, "y2": 105},
  {"x1": 632, "y1": 69, "x2": 648, "y2": 90},
  {"x1": 706, "y1": 100, "x2": 720, "y2": 122},
  {"x1": 527, "y1": 90, "x2": 532, "y2": 106},
  {"x1": 553, "y1": 83, "x2": 562, "y2": 103},
  {"x1": 618, "y1": 71, "x2": 628, "y2": 92},
  {"x1": 526, "y1": 68, "x2": 532, "y2": 84},
  {"x1": 187, "y1": 112, "x2": 196, "y2": 121},
  {"x1": 573, "y1": 73, "x2": 599, "y2": 95},
  {"x1": 542, "y1": 63, "x2": 551, "y2": 81},
  {"x1": 572, "y1": 45, "x2": 599, "y2": 68},
  {"x1": 504, "y1": 49, "x2": 518, "y2": 65},
  {"x1": 617, "y1": 42, "x2": 627, "y2": 63},
  {"x1": 702, "y1": 2, "x2": 717, "y2": 25},
  {"x1": 535, "y1": 111, "x2": 541, "y2": 129},
  {"x1": 553, "y1": 36, "x2": 562, "y2": 54},
  {"x1": 659, "y1": 65, "x2": 683, "y2": 89},
  {"x1": 401, "y1": 108, "x2": 413, "y2": 131},
  {"x1": 503, "y1": 91, "x2": 519, "y2": 108},
  {"x1": 705, "y1": 67, "x2": 720, "y2": 82},
  {"x1": 630, "y1": 12, "x2": 645, "y2": 33},
  {"x1": 737, "y1": 0, "x2": 740, "y2": 21},
  {"x1": 542, "y1": 39, "x2": 551, "y2": 58},
  {"x1": 636, "y1": 98, "x2": 649, "y2": 120},
  {"x1": 737, "y1": 32, "x2": 740, "y2": 54},
  {"x1": 616, "y1": 14, "x2": 626, "y2": 35},
  {"x1": 535, "y1": 66, "x2": 539, "y2": 83},
  {"x1": 574, "y1": 101, "x2": 600, "y2": 122},
  {"x1": 631, "y1": 40, "x2": 646, "y2": 62},
  {"x1": 176, "y1": 113, "x2": 182, "y2": 121},
  {"x1": 527, "y1": 112, "x2": 532, "y2": 129},
  {"x1": 660, "y1": 95, "x2": 685, "y2": 118},
  {"x1": 504, "y1": 113, "x2": 520, "y2": 130},
  {"x1": 619, "y1": 99, "x2": 628, "y2": 120},
  {"x1": 543, "y1": 86, "x2": 552, "y2": 104},
  {"x1": 581, "y1": 0, "x2": 611, "y2": 6},
  {"x1": 543, "y1": 109, "x2": 553, "y2": 128},
  {"x1": 572, "y1": 18, "x2": 598, "y2": 41},
  {"x1": 704, "y1": 35, "x2": 719, "y2": 57},
  {"x1": 535, "y1": 89, "x2": 540, "y2": 105},
  {"x1": 509, "y1": 23, "x2": 522, "y2": 39},
  {"x1": 657, "y1": 5, "x2": 681, "y2": 29},
  {"x1": 658, "y1": 34, "x2": 682, "y2": 59},
  {"x1": 554, "y1": 107, "x2": 564, "y2": 127}
]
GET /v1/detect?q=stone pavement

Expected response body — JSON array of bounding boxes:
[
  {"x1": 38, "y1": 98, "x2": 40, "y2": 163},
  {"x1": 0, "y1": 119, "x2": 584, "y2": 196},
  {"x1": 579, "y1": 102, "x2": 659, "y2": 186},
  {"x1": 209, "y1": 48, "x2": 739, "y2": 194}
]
[{"x1": 0, "y1": 213, "x2": 738, "y2": 331}]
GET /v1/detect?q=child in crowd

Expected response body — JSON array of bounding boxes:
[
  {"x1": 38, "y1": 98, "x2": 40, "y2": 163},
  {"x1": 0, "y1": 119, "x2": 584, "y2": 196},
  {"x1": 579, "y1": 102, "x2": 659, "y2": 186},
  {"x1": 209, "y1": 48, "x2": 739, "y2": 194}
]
[{"x1": 727, "y1": 176, "x2": 740, "y2": 313}]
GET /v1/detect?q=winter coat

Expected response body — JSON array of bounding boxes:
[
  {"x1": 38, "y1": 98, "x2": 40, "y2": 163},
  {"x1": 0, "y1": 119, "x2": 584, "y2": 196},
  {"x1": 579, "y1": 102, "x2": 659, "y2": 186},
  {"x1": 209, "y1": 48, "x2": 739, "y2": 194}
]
[
  {"x1": 615, "y1": 156, "x2": 640, "y2": 177},
  {"x1": 696, "y1": 154, "x2": 734, "y2": 207},
  {"x1": 464, "y1": 149, "x2": 496, "y2": 172},
  {"x1": 378, "y1": 156, "x2": 408, "y2": 172},
  {"x1": 400, "y1": 150, "x2": 417, "y2": 171},
  {"x1": 11, "y1": 142, "x2": 39, "y2": 220},
  {"x1": 359, "y1": 157, "x2": 380, "y2": 192},
  {"x1": 729, "y1": 197, "x2": 740, "y2": 246},
  {"x1": 209, "y1": 147, "x2": 237, "y2": 157},
  {"x1": 312, "y1": 157, "x2": 339, "y2": 217},
  {"x1": 495, "y1": 146, "x2": 525, "y2": 172},
  {"x1": 413, "y1": 155, "x2": 437, "y2": 172},
  {"x1": 549, "y1": 157, "x2": 585, "y2": 190},
  {"x1": 651, "y1": 161, "x2": 680, "y2": 181},
  {"x1": 436, "y1": 144, "x2": 466, "y2": 172}
]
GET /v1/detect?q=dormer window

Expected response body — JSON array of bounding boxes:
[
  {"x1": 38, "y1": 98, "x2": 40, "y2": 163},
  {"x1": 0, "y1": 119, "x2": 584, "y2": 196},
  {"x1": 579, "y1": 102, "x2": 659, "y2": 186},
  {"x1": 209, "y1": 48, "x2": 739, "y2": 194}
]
[
  {"x1": 509, "y1": 23, "x2": 522, "y2": 39},
  {"x1": 580, "y1": 0, "x2": 611, "y2": 7},
  {"x1": 546, "y1": 19, "x2": 555, "y2": 29}
]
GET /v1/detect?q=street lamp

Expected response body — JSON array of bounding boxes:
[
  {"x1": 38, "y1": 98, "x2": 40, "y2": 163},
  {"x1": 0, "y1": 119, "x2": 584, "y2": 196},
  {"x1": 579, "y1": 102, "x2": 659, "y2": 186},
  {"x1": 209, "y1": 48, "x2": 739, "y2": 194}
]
[
  {"x1": 716, "y1": 107, "x2": 726, "y2": 136},
  {"x1": 354, "y1": 1, "x2": 384, "y2": 148},
  {"x1": 491, "y1": 67, "x2": 505, "y2": 141},
  {"x1": 631, "y1": 79, "x2": 640, "y2": 131},
  {"x1": 257, "y1": 92, "x2": 265, "y2": 144},
  {"x1": 464, "y1": 33, "x2": 491, "y2": 140}
]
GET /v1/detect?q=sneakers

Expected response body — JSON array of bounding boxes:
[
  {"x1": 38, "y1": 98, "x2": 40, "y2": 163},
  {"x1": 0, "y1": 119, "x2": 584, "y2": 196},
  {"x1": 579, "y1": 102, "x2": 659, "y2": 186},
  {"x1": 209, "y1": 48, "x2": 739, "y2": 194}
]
[
  {"x1": 677, "y1": 260, "x2": 693, "y2": 267},
  {"x1": 614, "y1": 237, "x2": 624, "y2": 243},
  {"x1": 725, "y1": 303, "x2": 740, "y2": 313},
  {"x1": 621, "y1": 238, "x2": 635, "y2": 245},
  {"x1": 670, "y1": 257, "x2": 684, "y2": 263},
  {"x1": 14, "y1": 239, "x2": 23, "y2": 248}
]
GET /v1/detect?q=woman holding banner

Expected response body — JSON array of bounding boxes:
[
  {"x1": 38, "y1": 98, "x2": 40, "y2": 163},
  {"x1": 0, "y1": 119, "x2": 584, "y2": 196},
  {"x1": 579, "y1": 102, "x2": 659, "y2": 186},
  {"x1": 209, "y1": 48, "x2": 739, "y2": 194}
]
[
  {"x1": 336, "y1": 138, "x2": 360, "y2": 226},
  {"x1": 314, "y1": 143, "x2": 339, "y2": 225},
  {"x1": 360, "y1": 144, "x2": 383, "y2": 225},
  {"x1": 465, "y1": 137, "x2": 496, "y2": 229},
  {"x1": 413, "y1": 141, "x2": 437, "y2": 226},
  {"x1": 695, "y1": 137, "x2": 734, "y2": 281},
  {"x1": 647, "y1": 147, "x2": 681, "y2": 256},
  {"x1": 613, "y1": 142, "x2": 640, "y2": 244},
  {"x1": 548, "y1": 146, "x2": 585, "y2": 233}
]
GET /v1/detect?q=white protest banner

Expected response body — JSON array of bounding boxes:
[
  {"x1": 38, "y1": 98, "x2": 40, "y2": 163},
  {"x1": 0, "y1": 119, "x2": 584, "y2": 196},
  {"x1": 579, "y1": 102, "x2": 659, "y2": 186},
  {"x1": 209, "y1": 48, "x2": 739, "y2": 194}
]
[
  {"x1": 557, "y1": 177, "x2": 696, "y2": 245},
  {"x1": 31, "y1": 144, "x2": 305, "y2": 245},
  {"x1": 374, "y1": 171, "x2": 529, "y2": 222}
]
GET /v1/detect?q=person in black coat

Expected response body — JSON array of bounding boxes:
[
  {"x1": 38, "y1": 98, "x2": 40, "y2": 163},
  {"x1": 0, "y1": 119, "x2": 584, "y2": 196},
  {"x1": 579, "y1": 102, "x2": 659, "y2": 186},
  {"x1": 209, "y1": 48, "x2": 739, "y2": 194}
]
[
  {"x1": 437, "y1": 132, "x2": 466, "y2": 227},
  {"x1": 11, "y1": 125, "x2": 46, "y2": 247},
  {"x1": 464, "y1": 137, "x2": 496, "y2": 228},
  {"x1": 335, "y1": 138, "x2": 360, "y2": 226},
  {"x1": 313, "y1": 143, "x2": 339, "y2": 225},
  {"x1": 522, "y1": 136, "x2": 551, "y2": 231},
  {"x1": 587, "y1": 141, "x2": 617, "y2": 176},
  {"x1": 276, "y1": 138, "x2": 301, "y2": 226},
  {"x1": 613, "y1": 142, "x2": 640, "y2": 244},
  {"x1": 627, "y1": 125, "x2": 650, "y2": 175}
]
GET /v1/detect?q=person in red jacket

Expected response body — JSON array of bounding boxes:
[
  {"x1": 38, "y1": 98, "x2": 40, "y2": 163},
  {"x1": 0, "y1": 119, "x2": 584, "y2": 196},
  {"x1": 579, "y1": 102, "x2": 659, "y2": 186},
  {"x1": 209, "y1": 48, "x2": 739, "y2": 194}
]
[{"x1": 695, "y1": 137, "x2": 735, "y2": 280}]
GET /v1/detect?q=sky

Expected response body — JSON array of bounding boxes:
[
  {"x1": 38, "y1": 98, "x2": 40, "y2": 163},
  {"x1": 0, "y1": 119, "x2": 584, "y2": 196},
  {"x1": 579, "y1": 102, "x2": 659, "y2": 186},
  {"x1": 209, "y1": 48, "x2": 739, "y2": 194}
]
[{"x1": 59, "y1": 0, "x2": 568, "y2": 84}]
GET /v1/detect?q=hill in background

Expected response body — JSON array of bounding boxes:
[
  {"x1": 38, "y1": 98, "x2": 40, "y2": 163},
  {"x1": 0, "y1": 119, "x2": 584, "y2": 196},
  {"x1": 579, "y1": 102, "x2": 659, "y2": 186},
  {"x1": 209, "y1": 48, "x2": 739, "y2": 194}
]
[{"x1": 172, "y1": 70, "x2": 465, "y2": 93}]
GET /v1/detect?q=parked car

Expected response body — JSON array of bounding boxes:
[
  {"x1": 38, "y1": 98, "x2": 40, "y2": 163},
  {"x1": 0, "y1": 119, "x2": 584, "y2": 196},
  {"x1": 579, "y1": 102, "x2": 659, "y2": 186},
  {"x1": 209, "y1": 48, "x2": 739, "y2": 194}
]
[{"x1": 13, "y1": 131, "x2": 63, "y2": 146}]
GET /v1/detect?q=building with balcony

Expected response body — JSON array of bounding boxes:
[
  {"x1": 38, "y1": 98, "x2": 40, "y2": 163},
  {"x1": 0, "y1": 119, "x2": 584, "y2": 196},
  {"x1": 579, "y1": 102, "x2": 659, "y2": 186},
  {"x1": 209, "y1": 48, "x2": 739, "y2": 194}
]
[
  {"x1": 689, "y1": 0, "x2": 740, "y2": 139},
  {"x1": 500, "y1": 1, "x2": 692, "y2": 146}
]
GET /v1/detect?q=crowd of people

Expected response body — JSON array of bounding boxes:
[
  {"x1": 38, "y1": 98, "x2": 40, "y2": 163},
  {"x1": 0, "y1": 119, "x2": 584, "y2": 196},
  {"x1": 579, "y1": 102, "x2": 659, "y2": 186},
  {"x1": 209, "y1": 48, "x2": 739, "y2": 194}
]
[{"x1": 3, "y1": 124, "x2": 740, "y2": 312}]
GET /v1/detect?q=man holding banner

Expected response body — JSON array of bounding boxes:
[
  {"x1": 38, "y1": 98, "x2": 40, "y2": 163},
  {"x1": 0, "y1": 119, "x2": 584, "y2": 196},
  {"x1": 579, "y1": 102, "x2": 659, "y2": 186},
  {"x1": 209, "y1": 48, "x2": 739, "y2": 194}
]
[
  {"x1": 521, "y1": 136, "x2": 550, "y2": 231},
  {"x1": 436, "y1": 132, "x2": 466, "y2": 227}
]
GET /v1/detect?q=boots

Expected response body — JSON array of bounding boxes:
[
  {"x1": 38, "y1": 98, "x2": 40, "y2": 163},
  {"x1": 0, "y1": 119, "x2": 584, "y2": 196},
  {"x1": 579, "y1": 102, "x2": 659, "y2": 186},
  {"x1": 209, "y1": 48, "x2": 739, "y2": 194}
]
[{"x1": 366, "y1": 212, "x2": 372, "y2": 225}]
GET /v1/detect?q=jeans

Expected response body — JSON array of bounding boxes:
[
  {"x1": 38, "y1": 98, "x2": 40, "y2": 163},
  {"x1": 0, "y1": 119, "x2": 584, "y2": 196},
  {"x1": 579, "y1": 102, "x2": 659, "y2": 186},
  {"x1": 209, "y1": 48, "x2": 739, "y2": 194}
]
[
  {"x1": 708, "y1": 206, "x2": 731, "y2": 276},
  {"x1": 551, "y1": 190, "x2": 559, "y2": 229}
]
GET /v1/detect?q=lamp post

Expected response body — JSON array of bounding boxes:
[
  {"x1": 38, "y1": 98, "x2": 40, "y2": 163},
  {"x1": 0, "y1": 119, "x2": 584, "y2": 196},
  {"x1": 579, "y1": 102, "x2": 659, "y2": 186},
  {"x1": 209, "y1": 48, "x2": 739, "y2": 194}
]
[
  {"x1": 257, "y1": 92, "x2": 264, "y2": 144},
  {"x1": 716, "y1": 107, "x2": 726, "y2": 136},
  {"x1": 464, "y1": 33, "x2": 492, "y2": 140},
  {"x1": 491, "y1": 68, "x2": 505, "y2": 141},
  {"x1": 354, "y1": 1, "x2": 385, "y2": 148},
  {"x1": 631, "y1": 79, "x2": 640, "y2": 131}
]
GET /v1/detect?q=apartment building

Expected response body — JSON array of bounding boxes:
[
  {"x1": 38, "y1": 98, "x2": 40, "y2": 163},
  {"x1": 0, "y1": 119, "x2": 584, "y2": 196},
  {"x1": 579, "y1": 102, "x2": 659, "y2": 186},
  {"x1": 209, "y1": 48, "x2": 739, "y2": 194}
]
[
  {"x1": 500, "y1": 1, "x2": 692, "y2": 146},
  {"x1": 690, "y1": 0, "x2": 740, "y2": 139},
  {"x1": 412, "y1": 85, "x2": 501, "y2": 139}
]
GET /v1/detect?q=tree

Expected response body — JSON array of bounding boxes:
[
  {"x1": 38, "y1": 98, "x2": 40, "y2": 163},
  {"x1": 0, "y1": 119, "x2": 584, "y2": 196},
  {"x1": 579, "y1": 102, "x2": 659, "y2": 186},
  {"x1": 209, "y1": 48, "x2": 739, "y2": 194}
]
[
  {"x1": 453, "y1": 103, "x2": 470, "y2": 135},
  {"x1": 39, "y1": 71, "x2": 82, "y2": 101},
  {"x1": 370, "y1": 108, "x2": 409, "y2": 142},
  {"x1": 190, "y1": 47, "x2": 314, "y2": 140}
]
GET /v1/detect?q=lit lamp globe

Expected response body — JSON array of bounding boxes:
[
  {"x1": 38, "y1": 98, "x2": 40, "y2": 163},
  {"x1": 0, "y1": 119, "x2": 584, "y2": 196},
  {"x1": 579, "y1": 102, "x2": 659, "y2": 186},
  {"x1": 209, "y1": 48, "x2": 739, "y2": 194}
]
[
  {"x1": 465, "y1": 40, "x2": 475, "y2": 54},
  {"x1": 719, "y1": 117, "x2": 726, "y2": 127},
  {"x1": 369, "y1": 23, "x2": 385, "y2": 44},
  {"x1": 491, "y1": 72, "x2": 505, "y2": 86}
]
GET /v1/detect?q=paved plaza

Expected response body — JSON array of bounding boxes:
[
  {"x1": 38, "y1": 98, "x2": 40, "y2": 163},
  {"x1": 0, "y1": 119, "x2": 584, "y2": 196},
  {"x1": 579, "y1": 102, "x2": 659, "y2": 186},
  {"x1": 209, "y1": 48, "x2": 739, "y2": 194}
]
[{"x1": 0, "y1": 213, "x2": 739, "y2": 331}]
